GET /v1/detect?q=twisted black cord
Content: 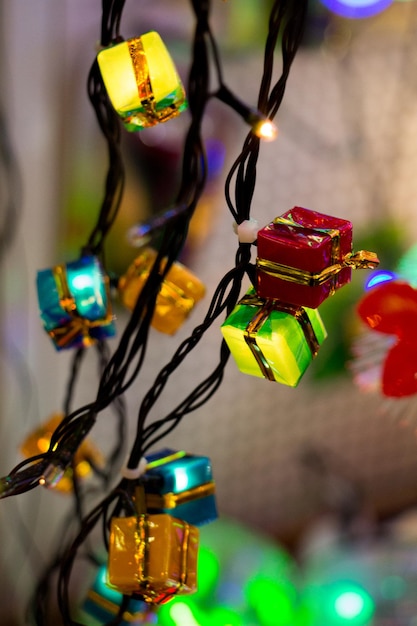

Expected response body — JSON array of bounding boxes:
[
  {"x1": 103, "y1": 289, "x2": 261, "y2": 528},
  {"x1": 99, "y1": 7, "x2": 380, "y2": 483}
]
[
  {"x1": 226, "y1": 0, "x2": 308, "y2": 226},
  {"x1": 84, "y1": 59, "x2": 124, "y2": 257},
  {"x1": 113, "y1": 1, "x2": 310, "y2": 471}
]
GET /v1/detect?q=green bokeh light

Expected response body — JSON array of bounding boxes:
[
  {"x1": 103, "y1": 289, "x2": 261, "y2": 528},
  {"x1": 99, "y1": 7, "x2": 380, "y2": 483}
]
[
  {"x1": 158, "y1": 598, "x2": 205, "y2": 626},
  {"x1": 245, "y1": 577, "x2": 297, "y2": 626},
  {"x1": 196, "y1": 545, "x2": 221, "y2": 600},
  {"x1": 169, "y1": 602, "x2": 202, "y2": 626},
  {"x1": 209, "y1": 606, "x2": 243, "y2": 626},
  {"x1": 335, "y1": 591, "x2": 366, "y2": 619},
  {"x1": 329, "y1": 582, "x2": 375, "y2": 624},
  {"x1": 380, "y1": 575, "x2": 406, "y2": 601}
]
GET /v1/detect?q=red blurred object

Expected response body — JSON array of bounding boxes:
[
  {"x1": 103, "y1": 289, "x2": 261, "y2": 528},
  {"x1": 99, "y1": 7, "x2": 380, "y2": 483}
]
[
  {"x1": 357, "y1": 280, "x2": 417, "y2": 397},
  {"x1": 256, "y1": 207, "x2": 353, "y2": 308}
]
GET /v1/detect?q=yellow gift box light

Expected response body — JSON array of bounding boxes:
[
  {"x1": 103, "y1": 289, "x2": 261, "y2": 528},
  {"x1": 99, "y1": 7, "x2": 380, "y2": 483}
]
[
  {"x1": 118, "y1": 247, "x2": 206, "y2": 335},
  {"x1": 221, "y1": 288, "x2": 327, "y2": 387},
  {"x1": 97, "y1": 31, "x2": 187, "y2": 131},
  {"x1": 20, "y1": 414, "x2": 103, "y2": 493},
  {"x1": 107, "y1": 514, "x2": 199, "y2": 604}
]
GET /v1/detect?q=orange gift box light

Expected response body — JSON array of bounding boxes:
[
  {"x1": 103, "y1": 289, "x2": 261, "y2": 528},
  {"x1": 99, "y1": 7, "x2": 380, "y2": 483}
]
[
  {"x1": 118, "y1": 247, "x2": 205, "y2": 335},
  {"x1": 107, "y1": 514, "x2": 199, "y2": 604}
]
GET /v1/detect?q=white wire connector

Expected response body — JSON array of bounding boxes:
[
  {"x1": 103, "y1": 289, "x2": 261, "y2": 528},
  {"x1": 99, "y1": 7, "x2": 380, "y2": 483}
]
[
  {"x1": 233, "y1": 218, "x2": 259, "y2": 243},
  {"x1": 121, "y1": 456, "x2": 148, "y2": 480}
]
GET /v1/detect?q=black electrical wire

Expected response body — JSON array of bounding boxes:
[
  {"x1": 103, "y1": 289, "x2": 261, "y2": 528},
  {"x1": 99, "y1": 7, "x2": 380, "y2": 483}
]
[
  {"x1": 124, "y1": 0, "x2": 309, "y2": 470},
  {"x1": 1, "y1": 3, "x2": 310, "y2": 624},
  {"x1": 226, "y1": 0, "x2": 308, "y2": 227},
  {"x1": 56, "y1": 484, "x2": 135, "y2": 626}
]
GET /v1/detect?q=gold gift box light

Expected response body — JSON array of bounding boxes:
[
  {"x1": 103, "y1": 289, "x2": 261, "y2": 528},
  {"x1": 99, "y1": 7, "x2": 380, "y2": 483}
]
[
  {"x1": 20, "y1": 414, "x2": 103, "y2": 493},
  {"x1": 97, "y1": 31, "x2": 187, "y2": 131},
  {"x1": 108, "y1": 514, "x2": 199, "y2": 604},
  {"x1": 118, "y1": 247, "x2": 205, "y2": 335}
]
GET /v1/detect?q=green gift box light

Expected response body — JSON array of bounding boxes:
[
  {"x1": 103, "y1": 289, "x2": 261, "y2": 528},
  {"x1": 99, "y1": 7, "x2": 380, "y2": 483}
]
[{"x1": 221, "y1": 288, "x2": 327, "y2": 387}]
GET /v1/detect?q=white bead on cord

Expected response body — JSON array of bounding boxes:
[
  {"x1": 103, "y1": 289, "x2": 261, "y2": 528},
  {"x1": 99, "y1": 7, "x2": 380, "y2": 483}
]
[
  {"x1": 233, "y1": 218, "x2": 259, "y2": 243},
  {"x1": 121, "y1": 456, "x2": 148, "y2": 480}
]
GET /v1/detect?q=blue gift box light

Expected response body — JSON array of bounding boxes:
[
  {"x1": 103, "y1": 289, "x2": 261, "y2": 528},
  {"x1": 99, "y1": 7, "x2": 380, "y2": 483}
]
[
  {"x1": 37, "y1": 255, "x2": 116, "y2": 350},
  {"x1": 143, "y1": 449, "x2": 218, "y2": 527}
]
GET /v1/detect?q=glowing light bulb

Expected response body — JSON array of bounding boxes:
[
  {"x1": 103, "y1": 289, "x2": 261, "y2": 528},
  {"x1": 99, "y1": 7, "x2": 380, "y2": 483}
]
[
  {"x1": 320, "y1": 0, "x2": 394, "y2": 19},
  {"x1": 253, "y1": 119, "x2": 278, "y2": 141},
  {"x1": 70, "y1": 273, "x2": 95, "y2": 291},
  {"x1": 173, "y1": 467, "x2": 190, "y2": 491},
  {"x1": 365, "y1": 270, "x2": 396, "y2": 290}
]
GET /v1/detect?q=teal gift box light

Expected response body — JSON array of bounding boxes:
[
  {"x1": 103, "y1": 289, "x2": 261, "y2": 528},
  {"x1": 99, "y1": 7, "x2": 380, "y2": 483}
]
[
  {"x1": 37, "y1": 255, "x2": 116, "y2": 350},
  {"x1": 80, "y1": 565, "x2": 157, "y2": 625},
  {"x1": 143, "y1": 449, "x2": 218, "y2": 527},
  {"x1": 221, "y1": 288, "x2": 327, "y2": 387}
]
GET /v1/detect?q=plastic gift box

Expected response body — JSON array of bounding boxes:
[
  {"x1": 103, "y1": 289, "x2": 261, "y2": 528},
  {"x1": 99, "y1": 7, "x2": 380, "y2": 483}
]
[
  {"x1": 108, "y1": 514, "x2": 199, "y2": 604},
  {"x1": 37, "y1": 255, "x2": 116, "y2": 350},
  {"x1": 118, "y1": 247, "x2": 205, "y2": 335},
  {"x1": 256, "y1": 206, "x2": 378, "y2": 309},
  {"x1": 20, "y1": 413, "x2": 103, "y2": 493},
  {"x1": 221, "y1": 288, "x2": 327, "y2": 387},
  {"x1": 143, "y1": 449, "x2": 217, "y2": 527},
  {"x1": 97, "y1": 31, "x2": 187, "y2": 131},
  {"x1": 81, "y1": 565, "x2": 156, "y2": 625}
]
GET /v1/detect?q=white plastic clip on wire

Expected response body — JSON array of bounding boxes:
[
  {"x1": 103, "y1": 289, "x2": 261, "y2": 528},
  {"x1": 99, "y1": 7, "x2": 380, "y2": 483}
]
[
  {"x1": 121, "y1": 456, "x2": 148, "y2": 480},
  {"x1": 233, "y1": 218, "x2": 259, "y2": 243}
]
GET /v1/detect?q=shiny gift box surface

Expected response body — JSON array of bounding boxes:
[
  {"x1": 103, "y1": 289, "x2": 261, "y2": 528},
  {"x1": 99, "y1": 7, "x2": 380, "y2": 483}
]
[
  {"x1": 97, "y1": 31, "x2": 187, "y2": 131},
  {"x1": 118, "y1": 248, "x2": 205, "y2": 335},
  {"x1": 37, "y1": 255, "x2": 116, "y2": 350},
  {"x1": 144, "y1": 449, "x2": 217, "y2": 526},
  {"x1": 256, "y1": 207, "x2": 353, "y2": 308},
  {"x1": 108, "y1": 514, "x2": 199, "y2": 604},
  {"x1": 221, "y1": 288, "x2": 327, "y2": 387},
  {"x1": 81, "y1": 565, "x2": 156, "y2": 625}
]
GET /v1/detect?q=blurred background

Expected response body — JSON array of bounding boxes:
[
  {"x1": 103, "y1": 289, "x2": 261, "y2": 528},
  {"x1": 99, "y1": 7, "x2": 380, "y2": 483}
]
[{"x1": 2, "y1": 0, "x2": 417, "y2": 624}]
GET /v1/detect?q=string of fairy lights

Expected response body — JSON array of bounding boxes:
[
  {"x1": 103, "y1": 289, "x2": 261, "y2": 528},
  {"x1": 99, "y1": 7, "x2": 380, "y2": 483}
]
[{"x1": 0, "y1": 1, "x2": 386, "y2": 625}]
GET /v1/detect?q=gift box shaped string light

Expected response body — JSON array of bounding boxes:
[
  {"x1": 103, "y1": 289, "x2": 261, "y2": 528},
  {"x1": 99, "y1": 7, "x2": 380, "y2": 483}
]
[
  {"x1": 97, "y1": 31, "x2": 187, "y2": 131},
  {"x1": 221, "y1": 287, "x2": 327, "y2": 387},
  {"x1": 107, "y1": 508, "x2": 199, "y2": 604},
  {"x1": 118, "y1": 247, "x2": 205, "y2": 335},
  {"x1": 256, "y1": 207, "x2": 379, "y2": 309},
  {"x1": 143, "y1": 448, "x2": 218, "y2": 527},
  {"x1": 37, "y1": 255, "x2": 116, "y2": 350}
]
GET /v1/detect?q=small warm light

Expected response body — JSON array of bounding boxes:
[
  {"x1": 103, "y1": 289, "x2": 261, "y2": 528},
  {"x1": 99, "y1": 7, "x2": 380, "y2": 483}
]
[
  {"x1": 39, "y1": 477, "x2": 46, "y2": 486},
  {"x1": 37, "y1": 435, "x2": 53, "y2": 453},
  {"x1": 253, "y1": 118, "x2": 278, "y2": 141}
]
